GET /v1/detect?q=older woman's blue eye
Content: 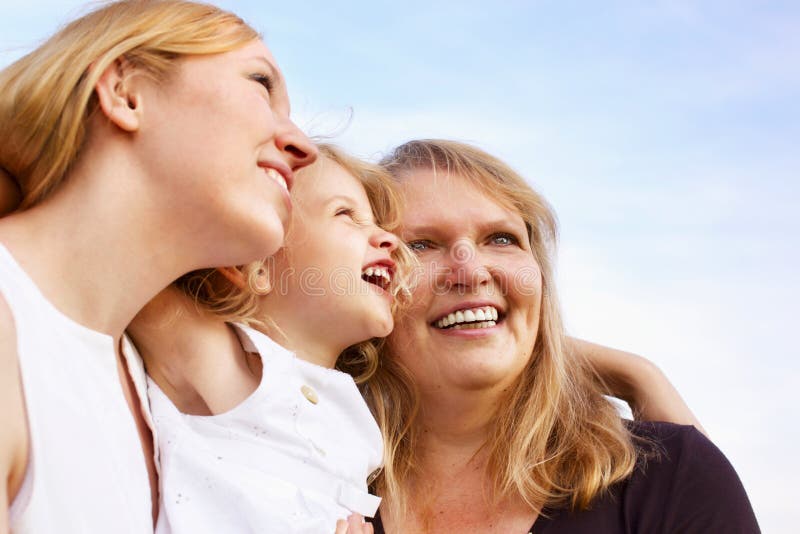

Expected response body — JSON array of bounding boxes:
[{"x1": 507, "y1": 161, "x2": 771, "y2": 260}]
[
  {"x1": 406, "y1": 240, "x2": 431, "y2": 252},
  {"x1": 491, "y1": 233, "x2": 518, "y2": 245}
]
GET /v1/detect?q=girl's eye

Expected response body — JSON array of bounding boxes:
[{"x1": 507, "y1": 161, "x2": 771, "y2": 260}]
[
  {"x1": 406, "y1": 240, "x2": 433, "y2": 252},
  {"x1": 490, "y1": 233, "x2": 519, "y2": 246},
  {"x1": 335, "y1": 207, "x2": 355, "y2": 217},
  {"x1": 250, "y1": 73, "x2": 274, "y2": 94}
]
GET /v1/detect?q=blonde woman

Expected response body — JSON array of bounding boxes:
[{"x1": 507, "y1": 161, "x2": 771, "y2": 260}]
[
  {"x1": 368, "y1": 140, "x2": 759, "y2": 533},
  {"x1": 0, "y1": 1, "x2": 315, "y2": 532}
]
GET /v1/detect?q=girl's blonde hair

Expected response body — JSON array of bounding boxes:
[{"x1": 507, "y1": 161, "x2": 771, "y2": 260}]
[
  {"x1": 369, "y1": 139, "x2": 637, "y2": 519},
  {"x1": 0, "y1": 0, "x2": 259, "y2": 209},
  {"x1": 177, "y1": 143, "x2": 417, "y2": 384}
]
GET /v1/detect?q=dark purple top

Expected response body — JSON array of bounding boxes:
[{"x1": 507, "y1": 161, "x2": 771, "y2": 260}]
[{"x1": 370, "y1": 421, "x2": 760, "y2": 533}]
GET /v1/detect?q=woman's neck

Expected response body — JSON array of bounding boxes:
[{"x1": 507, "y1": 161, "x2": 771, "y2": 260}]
[
  {"x1": 387, "y1": 392, "x2": 539, "y2": 534},
  {"x1": 415, "y1": 386, "x2": 505, "y2": 463},
  {"x1": 0, "y1": 151, "x2": 205, "y2": 341}
]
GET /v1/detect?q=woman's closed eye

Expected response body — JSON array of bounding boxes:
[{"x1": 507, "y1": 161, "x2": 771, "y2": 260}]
[{"x1": 250, "y1": 73, "x2": 275, "y2": 95}]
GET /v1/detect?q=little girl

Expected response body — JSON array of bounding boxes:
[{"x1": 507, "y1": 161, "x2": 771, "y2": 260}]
[{"x1": 127, "y1": 144, "x2": 414, "y2": 533}]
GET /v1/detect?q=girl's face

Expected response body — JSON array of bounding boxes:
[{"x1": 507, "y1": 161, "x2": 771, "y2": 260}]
[
  {"x1": 135, "y1": 39, "x2": 317, "y2": 268},
  {"x1": 259, "y1": 158, "x2": 400, "y2": 356},
  {"x1": 388, "y1": 170, "x2": 543, "y2": 397}
]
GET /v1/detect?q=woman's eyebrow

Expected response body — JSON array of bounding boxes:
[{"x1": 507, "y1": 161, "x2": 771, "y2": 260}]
[
  {"x1": 401, "y1": 223, "x2": 439, "y2": 237},
  {"x1": 403, "y1": 216, "x2": 523, "y2": 237},
  {"x1": 248, "y1": 56, "x2": 284, "y2": 86}
]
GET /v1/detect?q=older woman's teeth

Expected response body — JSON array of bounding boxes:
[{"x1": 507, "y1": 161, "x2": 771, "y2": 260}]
[
  {"x1": 265, "y1": 168, "x2": 288, "y2": 192},
  {"x1": 451, "y1": 321, "x2": 496, "y2": 330},
  {"x1": 435, "y1": 306, "x2": 499, "y2": 329}
]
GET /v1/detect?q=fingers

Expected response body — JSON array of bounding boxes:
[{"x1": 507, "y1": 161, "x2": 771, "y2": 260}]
[{"x1": 334, "y1": 514, "x2": 374, "y2": 534}]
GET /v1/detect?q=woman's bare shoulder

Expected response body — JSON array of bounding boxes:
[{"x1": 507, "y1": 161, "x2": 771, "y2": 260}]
[{"x1": 0, "y1": 291, "x2": 30, "y2": 518}]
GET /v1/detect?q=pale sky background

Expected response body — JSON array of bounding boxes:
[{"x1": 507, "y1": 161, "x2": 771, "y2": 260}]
[{"x1": 2, "y1": 0, "x2": 798, "y2": 531}]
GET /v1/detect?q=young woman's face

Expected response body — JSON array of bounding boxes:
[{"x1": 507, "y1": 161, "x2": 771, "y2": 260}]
[
  {"x1": 261, "y1": 159, "x2": 400, "y2": 353},
  {"x1": 388, "y1": 170, "x2": 542, "y2": 397},
  {"x1": 136, "y1": 39, "x2": 316, "y2": 267}
]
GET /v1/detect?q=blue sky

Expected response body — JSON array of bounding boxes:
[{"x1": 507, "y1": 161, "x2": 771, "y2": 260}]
[{"x1": 2, "y1": 1, "x2": 798, "y2": 531}]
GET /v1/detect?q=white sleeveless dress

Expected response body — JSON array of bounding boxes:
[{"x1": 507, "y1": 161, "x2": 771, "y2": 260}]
[
  {"x1": 0, "y1": 243, "x2": 153, "y2": 533},
  {"x1": 149, "y1": 323, "x2": 383, "y2": 534}
]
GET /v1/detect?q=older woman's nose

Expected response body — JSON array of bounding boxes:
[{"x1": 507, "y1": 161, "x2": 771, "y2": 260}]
[{"x1": 438, "y1": 239, "x2": 492, "y2": 290}]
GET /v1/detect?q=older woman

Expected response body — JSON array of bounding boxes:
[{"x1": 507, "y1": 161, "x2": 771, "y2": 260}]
[{"x1": 367, "y1": 140, "x2": 759, "y2": 533}]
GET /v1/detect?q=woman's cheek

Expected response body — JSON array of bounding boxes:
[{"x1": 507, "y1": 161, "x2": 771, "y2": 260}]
[{"x1": 512, "y1": 262, "x2": 542, "y2": 298}]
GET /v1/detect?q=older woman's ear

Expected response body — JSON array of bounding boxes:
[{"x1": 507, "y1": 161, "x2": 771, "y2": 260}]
[{"x1": 0, "y1": 167, "x2": 22, "y2": 216}]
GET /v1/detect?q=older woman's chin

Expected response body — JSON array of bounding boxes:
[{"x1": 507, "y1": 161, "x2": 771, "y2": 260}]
[{"x1": 455, "y1": 356, "x2": 531, "y2": 391}]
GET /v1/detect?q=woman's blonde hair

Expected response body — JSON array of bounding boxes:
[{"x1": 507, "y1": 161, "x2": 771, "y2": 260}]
[
  {"x1": 369, "y1": 139, "x2": 637, "y2": 518},
  {"x1": 0, "y1": 0, "x2": 259, "y2": 210},
  {"x1": 177, "y1": 143, "x2": 417, "y2": 383}
]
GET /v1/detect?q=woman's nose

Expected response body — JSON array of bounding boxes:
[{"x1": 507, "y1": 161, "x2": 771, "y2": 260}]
[
  {"x1": 439, "y1": 239, "x2": 491, "y2": 290},
  {"x1": 275, "y1": 117, "x2": 318, "y2": 172}
]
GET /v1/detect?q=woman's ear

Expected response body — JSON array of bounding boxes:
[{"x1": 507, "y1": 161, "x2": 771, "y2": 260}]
[
  {"x1": 94, "y1": 57, "x2": 142, "y2": 132},
  {"x1": 217, "y1": 266, "x2": 248, "y2": 290}
]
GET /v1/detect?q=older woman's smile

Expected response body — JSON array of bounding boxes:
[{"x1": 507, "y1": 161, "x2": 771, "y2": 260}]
[{"x1": 432, "y1": 303, "x2": 503, "y2": 328}]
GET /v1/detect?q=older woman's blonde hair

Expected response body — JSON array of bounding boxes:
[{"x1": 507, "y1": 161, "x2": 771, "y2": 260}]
[
  {"x1": 369, "y1": 139, "x2": 638, "y2": 519},
  {"x1": 0, "y1": 0, "x2": 259, "y2": 210},
  {"x1": 177, "y1": 143, "x2": 417, "y2": 384}
]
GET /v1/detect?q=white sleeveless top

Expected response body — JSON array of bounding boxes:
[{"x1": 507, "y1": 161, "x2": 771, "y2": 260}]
[
  {"x1": 148, "y1": 324, "x2": 383, "y2": 534},
  {"x1": 0, "y1": 243, "x2": 153, "y2": 534}
]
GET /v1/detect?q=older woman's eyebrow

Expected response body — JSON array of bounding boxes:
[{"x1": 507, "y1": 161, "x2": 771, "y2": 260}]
[
  {"x1": 399, "y1": 223, "x2": 439, "y2": 237},
  {"x1": 403, "y1": 216, "x2": 524, "y2": 237}
]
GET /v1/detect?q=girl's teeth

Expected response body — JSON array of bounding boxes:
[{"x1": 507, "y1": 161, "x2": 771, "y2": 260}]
[{"x1": 362, "y1": 266, "x2": 393, "y2": 288}]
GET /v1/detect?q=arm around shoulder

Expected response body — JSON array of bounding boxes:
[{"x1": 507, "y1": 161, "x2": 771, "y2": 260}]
[
  {"x1": 0, "y1": 294, "x2": 29, "y2": 532},
  {"x1": 568, "y1": 337, "x2": 708, "y2": 436}
]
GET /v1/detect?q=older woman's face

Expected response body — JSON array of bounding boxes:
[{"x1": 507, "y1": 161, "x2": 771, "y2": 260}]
[{"x1": 388, "y1": 170, "x2": 542, "y2": 396}]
